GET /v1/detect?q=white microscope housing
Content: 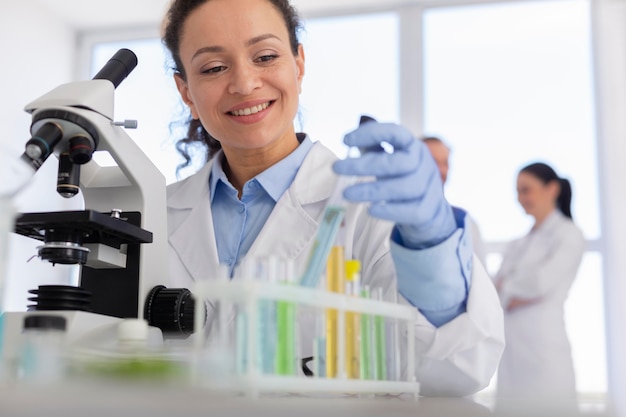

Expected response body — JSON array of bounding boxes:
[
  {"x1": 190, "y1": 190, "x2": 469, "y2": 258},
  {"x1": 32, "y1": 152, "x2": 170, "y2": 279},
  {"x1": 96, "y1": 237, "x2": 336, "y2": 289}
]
[{"x1": 1, "y1": 49, "x2": 199, "y2": 370}]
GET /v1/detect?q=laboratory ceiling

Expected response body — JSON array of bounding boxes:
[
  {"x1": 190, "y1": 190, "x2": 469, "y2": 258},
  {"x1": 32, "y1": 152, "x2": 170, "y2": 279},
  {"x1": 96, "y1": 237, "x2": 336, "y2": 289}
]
[{"x1": 29, "y1": 0, "x2": 415, "y2": 30}]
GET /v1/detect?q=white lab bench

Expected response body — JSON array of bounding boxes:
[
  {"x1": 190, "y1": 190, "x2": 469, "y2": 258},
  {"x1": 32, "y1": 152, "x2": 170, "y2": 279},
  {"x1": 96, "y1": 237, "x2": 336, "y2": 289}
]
[{"x1": 0, "y1": 381, "x2": 614, "y2": 417}]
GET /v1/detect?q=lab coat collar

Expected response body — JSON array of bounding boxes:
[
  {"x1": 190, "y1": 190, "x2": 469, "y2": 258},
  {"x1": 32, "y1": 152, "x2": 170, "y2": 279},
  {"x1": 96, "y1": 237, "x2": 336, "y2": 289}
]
[
  {"x1": 243, "y1": 141, "x2": 338, "y2": 261},
  {"x1": 533, "y1": 209, "x2": 567, "y2": 235},
  {"x1": 167, "y1": 159, "x2": 218, "y2": 283},
  {"x1": 167, "y1": 159, "x2": 214, "y2": 209},
  {"x1": 167, "y1": 141, "x2": 340, "y2": 282},
  {"x1": 167, "y1": 140, "x2": 335, "y2": 210}
]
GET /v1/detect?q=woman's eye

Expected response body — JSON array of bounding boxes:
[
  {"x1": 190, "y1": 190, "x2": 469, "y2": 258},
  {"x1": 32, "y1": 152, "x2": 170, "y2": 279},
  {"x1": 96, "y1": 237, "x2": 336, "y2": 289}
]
[
  {"x1": 256, "y1": 54, "x2": 278, "y2": 63},
  {"x1": 202, "y1": 65, "x2": 226, "y2": 74}
]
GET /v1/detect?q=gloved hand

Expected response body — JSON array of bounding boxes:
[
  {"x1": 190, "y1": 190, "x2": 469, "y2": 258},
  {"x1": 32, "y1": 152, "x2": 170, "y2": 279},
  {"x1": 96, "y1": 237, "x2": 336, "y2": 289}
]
[{"x1": 333, "y1": 121, "x2": 457, "y2": 249}]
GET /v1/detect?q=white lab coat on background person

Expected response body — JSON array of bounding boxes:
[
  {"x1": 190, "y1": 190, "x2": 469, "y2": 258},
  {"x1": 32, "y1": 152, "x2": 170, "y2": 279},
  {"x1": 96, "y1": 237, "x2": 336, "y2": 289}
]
[
  {"x1": 495, "y1": 209, "x2": 585, "y2": 399},
  {"x1": 166, "y1": 140, "x2": 505, "y2": 397}
]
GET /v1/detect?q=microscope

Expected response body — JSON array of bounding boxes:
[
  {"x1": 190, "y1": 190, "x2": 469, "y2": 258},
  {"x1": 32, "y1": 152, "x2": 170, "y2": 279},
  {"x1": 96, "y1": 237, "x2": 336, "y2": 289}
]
[{"x1": 1, "y1": 49, "x2": 201, "y2": 367}]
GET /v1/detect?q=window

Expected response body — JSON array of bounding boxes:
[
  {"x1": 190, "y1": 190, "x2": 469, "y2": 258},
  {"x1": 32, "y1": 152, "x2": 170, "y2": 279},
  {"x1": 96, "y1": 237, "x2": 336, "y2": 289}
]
[
  {"x1": 423, "y1": 0, "x2": 606, "y2": 396},
  {"x1": 298, "y1": 13, "x2": 400, "y2": 157}
]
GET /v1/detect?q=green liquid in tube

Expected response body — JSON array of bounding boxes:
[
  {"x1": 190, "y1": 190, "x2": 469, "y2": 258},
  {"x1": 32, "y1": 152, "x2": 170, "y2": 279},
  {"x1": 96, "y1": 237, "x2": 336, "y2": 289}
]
[{"x1": 359, "y1": 287, "x2": 372, "y2": 380}]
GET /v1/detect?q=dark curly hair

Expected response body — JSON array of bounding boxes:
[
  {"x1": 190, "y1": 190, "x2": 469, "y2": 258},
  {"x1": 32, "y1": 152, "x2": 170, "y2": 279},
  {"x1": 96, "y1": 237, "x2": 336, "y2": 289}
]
[{"x1": 162, "y1": 0, "x2": 303, "y2": 173}]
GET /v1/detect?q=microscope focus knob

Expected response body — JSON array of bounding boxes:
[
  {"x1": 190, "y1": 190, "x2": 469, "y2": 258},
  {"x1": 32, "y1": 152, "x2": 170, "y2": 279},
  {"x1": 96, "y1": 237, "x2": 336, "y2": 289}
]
[{"x1": 144, "y1": 286, "x2": 205, "y2": 338}]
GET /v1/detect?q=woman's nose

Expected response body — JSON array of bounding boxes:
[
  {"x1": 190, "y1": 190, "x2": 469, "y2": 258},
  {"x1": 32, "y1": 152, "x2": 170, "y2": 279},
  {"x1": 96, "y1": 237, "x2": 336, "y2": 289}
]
[{"x1": 228, "y1": 62, "x2": 262, "y2": 95}]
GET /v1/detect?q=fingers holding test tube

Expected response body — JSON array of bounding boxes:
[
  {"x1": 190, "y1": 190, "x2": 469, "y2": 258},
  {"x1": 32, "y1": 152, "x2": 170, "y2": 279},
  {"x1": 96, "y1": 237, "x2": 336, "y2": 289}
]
[{"x1": 333, "y1": 120, "x2": 456, "y2": 249}]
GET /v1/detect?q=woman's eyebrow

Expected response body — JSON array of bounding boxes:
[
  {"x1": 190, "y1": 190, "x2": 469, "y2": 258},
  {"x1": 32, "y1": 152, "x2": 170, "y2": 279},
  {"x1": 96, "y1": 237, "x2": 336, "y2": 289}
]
[
  {"x1": 191, "y1": 34, "x2": 281, "y2": 62},
  {"x1": 192, "y1": 45, "x2": 223, "y2": 61},
  {"x1": 246, "y1": 33, "x2": 280, "y2": 47}
]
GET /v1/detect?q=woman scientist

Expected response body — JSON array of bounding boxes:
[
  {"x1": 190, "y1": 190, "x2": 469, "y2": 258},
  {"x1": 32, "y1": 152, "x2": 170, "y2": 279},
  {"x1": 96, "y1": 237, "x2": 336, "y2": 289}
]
[
  {"x1": 495, "y1": 162, "x2": 585, "y2": 399},
  {"x1": 162, "y1": 0, "x2": 504, "y2": 396}
]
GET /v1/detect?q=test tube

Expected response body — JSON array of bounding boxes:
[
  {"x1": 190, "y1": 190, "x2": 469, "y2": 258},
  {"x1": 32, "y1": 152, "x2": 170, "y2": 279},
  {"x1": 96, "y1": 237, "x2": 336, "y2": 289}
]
[
  {"x1": 235, "y1": 307, "x2": 248, "y2": 375},
  {"x1": 314, "y1": 272, "x2": 327, "y2": 378},
  {"x1": 359, "y1": 285, "x2": 372, "y2": 380},
  {"x1": 325, "y1": 245, "x2": 345, "y2": 378},
  {"x1": 235, "y1": 261, "x2": 254, "y2": 375},
  {"x1": 275, "y1": 259, "x2": 296, "y2": 376},
  {"x1": 199, "y1": 264, "x2": 233, "y2": 381},
  {"x1": 299, "y1": 175, "x2": 356, "y2": 289},
  {"x1": 256, "y1": 257, "x2": 277, "y2": 375},
  {"x1": 372, "y1": 287, "x2": 387, "y2": 381},
  {"x1": 344, "y1": 259, "x2": 361, "y2": 379},
  {"x1": 391, "y1": 291, "x2": 401, "y2": 381}
]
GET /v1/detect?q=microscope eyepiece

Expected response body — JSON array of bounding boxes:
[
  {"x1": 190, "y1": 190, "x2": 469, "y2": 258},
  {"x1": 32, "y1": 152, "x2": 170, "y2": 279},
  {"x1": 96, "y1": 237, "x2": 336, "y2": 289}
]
[{"x1": 92, "y1": 48, "x2": 138, "y2": 89}]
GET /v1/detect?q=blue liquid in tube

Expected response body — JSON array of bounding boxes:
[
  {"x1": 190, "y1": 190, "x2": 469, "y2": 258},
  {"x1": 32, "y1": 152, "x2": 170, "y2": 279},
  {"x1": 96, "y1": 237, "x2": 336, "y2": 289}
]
[
  {"x1": 299, "y1": 173, "x2": 357, "y2": 288},
  {"x1": 299, "y1": 205, "x2": 345, "y2": 288}
]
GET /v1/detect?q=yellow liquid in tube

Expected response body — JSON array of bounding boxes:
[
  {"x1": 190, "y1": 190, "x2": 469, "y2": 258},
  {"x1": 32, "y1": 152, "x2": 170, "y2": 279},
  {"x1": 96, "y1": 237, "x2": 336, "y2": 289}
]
[{"x1": 325, "y1": 246, "x2": 345, "y2": 378}]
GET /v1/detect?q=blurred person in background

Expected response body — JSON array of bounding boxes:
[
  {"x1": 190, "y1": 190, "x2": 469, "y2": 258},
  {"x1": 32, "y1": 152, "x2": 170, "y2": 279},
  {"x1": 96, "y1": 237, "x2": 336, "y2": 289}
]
[
  {"x1": 494, "y1": 162, "x2": 584, "y2": 401},
  {"x1": 422, "y1": 136, "x2": 487, "y2": 268}
]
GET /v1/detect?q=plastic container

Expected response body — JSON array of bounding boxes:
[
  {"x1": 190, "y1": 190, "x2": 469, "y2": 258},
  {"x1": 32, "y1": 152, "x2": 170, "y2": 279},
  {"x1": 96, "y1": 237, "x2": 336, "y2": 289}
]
[
  {"x1": 0, "y1": 144, "x2": 37, "y2": 381},
  {"x1": 18, "y1": 314, "x2": 68, "y2": 384},
  {"x1": 70, "y1": 318, "x2": 187, "y2": 384}
]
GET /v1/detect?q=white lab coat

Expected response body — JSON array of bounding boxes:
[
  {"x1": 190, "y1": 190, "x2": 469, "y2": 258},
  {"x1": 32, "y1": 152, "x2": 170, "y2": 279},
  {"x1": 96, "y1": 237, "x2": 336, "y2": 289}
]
[
  {"x1": 466, "y1": 213, "x2": 487, "y2": 270},
  {"x1": 495, "y1": 210, "x2": 585, "y2": 399},
  {"x1": 166, "y1": 141, "x2": 504, "y2": 397}
]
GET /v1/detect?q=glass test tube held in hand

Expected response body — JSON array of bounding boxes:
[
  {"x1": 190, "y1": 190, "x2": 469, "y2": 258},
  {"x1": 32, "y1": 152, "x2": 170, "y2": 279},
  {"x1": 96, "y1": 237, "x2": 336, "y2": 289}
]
[{"x1": 299, "y1": 170, "x2": 358, "y2": 288}]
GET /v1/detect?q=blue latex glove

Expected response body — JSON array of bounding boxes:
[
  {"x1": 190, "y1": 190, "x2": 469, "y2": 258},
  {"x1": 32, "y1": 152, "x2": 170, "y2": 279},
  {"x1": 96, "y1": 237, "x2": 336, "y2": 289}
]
[{"x1": 333, "y1": 122, "x2": 457, "y2": 249}]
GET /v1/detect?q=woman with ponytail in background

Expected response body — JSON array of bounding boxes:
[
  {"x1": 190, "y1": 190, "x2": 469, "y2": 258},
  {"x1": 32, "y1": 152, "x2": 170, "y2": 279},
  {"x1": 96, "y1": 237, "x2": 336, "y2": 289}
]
[{"x1": 494, "y1": 162, "x2": 585, "y2": 402}]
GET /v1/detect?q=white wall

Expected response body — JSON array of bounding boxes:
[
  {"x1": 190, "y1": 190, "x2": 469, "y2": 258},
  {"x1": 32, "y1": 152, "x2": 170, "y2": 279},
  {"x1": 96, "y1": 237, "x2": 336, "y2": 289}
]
[
  {"x1": 591, "y1": 1, "x2": 626, "y2": 414},
  {"x1": 0, "y1": 2, "x2": 83, "y2": 311}
]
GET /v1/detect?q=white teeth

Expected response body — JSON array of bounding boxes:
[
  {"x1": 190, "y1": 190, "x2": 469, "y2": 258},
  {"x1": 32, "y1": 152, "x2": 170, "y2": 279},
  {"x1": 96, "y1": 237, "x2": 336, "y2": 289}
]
[{"x1": 231, "y1": 102, "x2": 269, "y2": 116}]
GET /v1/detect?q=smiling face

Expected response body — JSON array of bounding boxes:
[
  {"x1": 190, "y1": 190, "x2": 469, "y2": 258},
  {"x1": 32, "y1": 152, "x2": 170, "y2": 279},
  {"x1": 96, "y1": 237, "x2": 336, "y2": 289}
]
[{"x1": 174, "y1": 0, "x2": 305, "y2": 164}]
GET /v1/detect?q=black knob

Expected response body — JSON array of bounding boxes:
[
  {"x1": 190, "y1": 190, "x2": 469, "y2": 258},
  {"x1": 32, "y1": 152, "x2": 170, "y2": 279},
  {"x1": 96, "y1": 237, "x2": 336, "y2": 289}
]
[{"x1": 144, "y1": 286, "x2": 205, "y2": 338}]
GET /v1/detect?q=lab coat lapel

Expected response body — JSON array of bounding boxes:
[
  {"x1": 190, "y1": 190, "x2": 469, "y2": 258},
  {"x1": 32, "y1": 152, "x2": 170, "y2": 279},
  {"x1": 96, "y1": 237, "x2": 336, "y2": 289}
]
[
  {"x1": 245, "y1": 143, "x2": 338, "y2": 271},
  {"x1": 499, "y1": 211, "x2": 563, "y2": 278},
  {"x1": 168, "y1": 161, "x2": 221, "y2": 283}
]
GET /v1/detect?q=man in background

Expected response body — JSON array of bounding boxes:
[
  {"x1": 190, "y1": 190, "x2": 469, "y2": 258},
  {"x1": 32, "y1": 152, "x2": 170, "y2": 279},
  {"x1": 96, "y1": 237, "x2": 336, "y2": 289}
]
[{"x1": 422, "y1": 136, "x2": 488, "y2": 269}]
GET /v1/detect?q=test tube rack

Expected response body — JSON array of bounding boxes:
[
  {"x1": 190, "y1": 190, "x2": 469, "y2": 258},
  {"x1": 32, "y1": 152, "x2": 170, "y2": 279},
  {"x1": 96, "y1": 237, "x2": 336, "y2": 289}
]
[{"x1": 190, "y1": 279, "x2": 421, "y2": 398}]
